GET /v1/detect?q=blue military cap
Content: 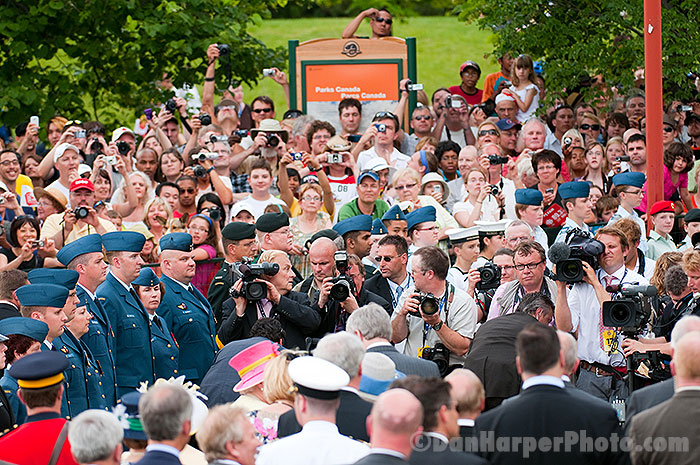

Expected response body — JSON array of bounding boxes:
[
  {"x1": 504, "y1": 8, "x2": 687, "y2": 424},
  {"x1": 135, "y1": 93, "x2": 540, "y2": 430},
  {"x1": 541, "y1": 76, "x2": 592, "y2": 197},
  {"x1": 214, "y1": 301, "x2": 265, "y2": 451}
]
[
  {"x1": 16, "y1": 284, "x2": 70, "y2": 308},
  {"x1": 102, "y1": 231, "x2": 146, "y2": 252},
  {"x1": 28, "y1": 268, "x2": 79, "y2": 290},
  {"x1": 406, "y1": 206, "x2": 437, "y2": 231},
  {"x1": 371, "y1": 218, "x2": 388, "y2": 236},
  {"x1": 612, "y1": 171, "x2": 646, "y2": 188},
  {"x1": 381, "y1": 204, "x2": 407, "y2": 222},
  {"x1": 0, "y1": 317, "x2": 49, "y2": 342},
  {"x1": 8, "y1": 351, "x2": 69, "y2": 389},
  {"x1": 119, "y1": 391, "x2": 147, "y2": 440},
  {"x1": 558, "y1": 181, "x2": 590, "y2": 199},
  {"x1": 160, "y1": 232, "x2": 194, "y2": 252},
  {"x1": 515, "y1": 188, "x2": 543, "y2": 206},
  {"x1": 133, "y1": 267, "x2": 161, "y2": 287},
  {"x1": 333, "y1": 215, "x2": 373, "y2": 237},
  {"x1": 56, "y1": 234, "x2": 103, "y2": 266}
]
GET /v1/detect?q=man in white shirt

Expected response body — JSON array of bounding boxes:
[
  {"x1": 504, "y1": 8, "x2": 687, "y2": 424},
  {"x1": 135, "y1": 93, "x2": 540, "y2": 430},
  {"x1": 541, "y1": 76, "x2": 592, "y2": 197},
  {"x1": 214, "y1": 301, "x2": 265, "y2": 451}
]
[
  {"x1": 232, "y1": 159, "x2": 285, "y2": 220},
  {"x1": 364, "y1": 235, "x2": 412, "y2": 312},
  {"x1": 45, "y1": 143, "x2": 81, "y2": 205},
  {"x1": 447, "y1": 227, "x2": 480, "y2": 292},
  {"x1": 355, "y1": 112, "x2": 410, "y2": 171}
]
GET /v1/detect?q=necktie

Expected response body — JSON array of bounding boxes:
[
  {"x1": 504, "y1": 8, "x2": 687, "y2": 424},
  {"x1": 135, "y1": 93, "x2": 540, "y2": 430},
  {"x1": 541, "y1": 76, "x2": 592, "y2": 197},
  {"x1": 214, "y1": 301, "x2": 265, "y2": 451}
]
[
  {"x1": 603, "y1": 275, "x2": 618, "y2": 292},
  {"x1": 394, "y1": 285, "x2": 404, "y2": 308},
  {"x1": 258, "y1": 299, "x2": 273, "y2": 319},
  {"x1": 153, "y1": 315, "x2": 164, "y2": 332}
]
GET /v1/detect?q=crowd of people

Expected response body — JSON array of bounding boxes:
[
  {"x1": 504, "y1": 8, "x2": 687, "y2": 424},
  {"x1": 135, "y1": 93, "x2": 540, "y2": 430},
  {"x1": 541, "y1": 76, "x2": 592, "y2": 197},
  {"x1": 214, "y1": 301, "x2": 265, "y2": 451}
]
[{"x1": 2, "y1": 7, "x2": 700, "y2": 464}]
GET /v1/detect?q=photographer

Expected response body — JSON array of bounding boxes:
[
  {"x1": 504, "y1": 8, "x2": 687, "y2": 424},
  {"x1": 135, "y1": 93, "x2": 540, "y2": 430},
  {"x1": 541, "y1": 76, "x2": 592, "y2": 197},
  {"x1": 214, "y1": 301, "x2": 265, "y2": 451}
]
[
  {"x1": 555, "y1": 226, "x2": 647, "y2": 401},
  {"x1": 391, "y1": 246, "x2": 478, "y2": 369},
  {"x1": 43, "y1": 143, "x2": 81, "y2": 204},
  {"x1": 218, "y1": 250, "x2": 320, "y2": 349},
  {"x1": 183, "y1": 141, "x2": 233, "y2": 207},
  {"x1": 472, "y1": 220, "x2": 508, "y2": 268}
]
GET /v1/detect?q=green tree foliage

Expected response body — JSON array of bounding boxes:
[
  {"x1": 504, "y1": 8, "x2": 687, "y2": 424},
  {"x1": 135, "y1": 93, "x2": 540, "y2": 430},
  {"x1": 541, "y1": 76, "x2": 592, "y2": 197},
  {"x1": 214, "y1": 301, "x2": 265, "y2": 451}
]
[
  {"x1": 455, "y1": 0, "x2": 700, "y2": 103},
  {"x1": 0, "y1": 0, "x2": 287, "y2": 126}
]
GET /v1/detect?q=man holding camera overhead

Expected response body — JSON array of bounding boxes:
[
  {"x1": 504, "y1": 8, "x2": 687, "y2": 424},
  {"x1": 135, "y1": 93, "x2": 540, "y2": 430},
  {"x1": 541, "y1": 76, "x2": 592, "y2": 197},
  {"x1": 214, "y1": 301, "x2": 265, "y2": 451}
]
[
  {"x1": 555, "y1": 226, "x2": 648, "y2": 401},
  {"x1": 391, "y1": 246, "x2": 478, "y2": 372},
  {"x1": 41, "y1": 178, "x2": 116, "y2": 248},
  {"x1": 354, "y1": 112, "x2": 410, "y2": 171}
]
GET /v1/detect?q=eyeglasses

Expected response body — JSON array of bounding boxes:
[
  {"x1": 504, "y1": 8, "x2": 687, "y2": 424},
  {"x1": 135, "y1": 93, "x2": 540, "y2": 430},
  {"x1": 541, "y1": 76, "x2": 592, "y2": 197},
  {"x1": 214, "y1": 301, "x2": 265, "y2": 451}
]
[
  {"x1": 252, "y1": 108, "x2": 273, "y2": 114},
  {"x1": 498, "y1": 265, "x2": 515, "y2": 272},
  {"x1": 0, "y1": 159, "x2": 20, "y2": 167},
  {"x1": 537, "y1": 164, "x2": 557, "y2": 171},
  {"x1": 375, "y1": 255, "x2": 396, "y2": 263},
  {"x1": 414, "y1": 115, "x2": 432, "y2": 121},
  {"x1": 302, "y1": 196, "x2": 321, "y2": 202},
  {"x1": 312, "y1": 134, "x2": 330, "y2": 141},
  {"x1": 579, "y1": 124, "x2": 601, "y2": 131},
  {"x1": 374, "y1": 17, "x2": 393, "y2": 24},
  {"x1": 218, "y1": 105, "x2": 236, "y2": 111},
  {"x1": 395, "y1": 182, "x2": 417, "y2": 191},
  {"x1": 416, "y1": 226, "x2": 439, "y2": 232},
  {"x1": 514, "y1": 260, "x2": 544, "y2": 271},
  {"x1": 478, "y1": 129, "x2": 499, "y2": 137},
  {"x1": 188, "y1": 225, "x2": 209, "y2": 233},
  {"x1": 663, "y1": 126, "x2": 675, "y2": 133}
]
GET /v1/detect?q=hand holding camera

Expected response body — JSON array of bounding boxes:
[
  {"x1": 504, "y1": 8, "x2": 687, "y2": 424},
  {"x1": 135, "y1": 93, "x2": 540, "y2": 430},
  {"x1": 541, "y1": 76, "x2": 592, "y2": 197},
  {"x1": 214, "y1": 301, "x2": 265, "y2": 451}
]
[
  {"x1": 207, "y1": 44, "x2": 220, "y2": 64},
  {"x1": 302, "y1": 152, "x2": 322, "y2": 171}
]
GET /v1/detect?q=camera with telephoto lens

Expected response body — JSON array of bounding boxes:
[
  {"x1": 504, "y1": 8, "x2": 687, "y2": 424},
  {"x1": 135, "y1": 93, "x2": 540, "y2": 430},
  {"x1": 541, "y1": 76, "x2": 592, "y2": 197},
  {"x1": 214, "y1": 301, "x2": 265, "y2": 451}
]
[
  {"x1": 230, "y1": 261, "x2": 280, "y2": 301},
  {"x1": 421, "y1": 342, "x2": 451, "y2": 376},
  {"x1": 477, "y1": 262, "x2": 501, "y2": 290},
  {"x1": 217, "y1": 44, "x2": 230, "y2": 55},
  {"x1": 164, "y1": 99, "x2": 178, "y2": 113},
  {"x1": 488, "y1": 155, "x2": 510, "y2": 165},
  {"x1": 73, "y1": 206, "x2": 89, "y2": 220},
  {"x1": 408, "y1": 292, "x2": 440, "y2": 317},
  {"x1": 330, "y1": 251, "x2": 355, "y2": 301},
  {"x1": 265, "y1": 133, "x2": 280, "y2": 147},
  {"x1": 198, "y1": 113, "x2": 212, "y2": 126},
  {"x1": 602, "y1": 284, "x2": 657, "y2": 335},
  {"x1": 115, "y1": 140, "x2": 130, "y2": 156},
  {"x1": 550, "y1": 231, "x2": 605, "y2": 283}
]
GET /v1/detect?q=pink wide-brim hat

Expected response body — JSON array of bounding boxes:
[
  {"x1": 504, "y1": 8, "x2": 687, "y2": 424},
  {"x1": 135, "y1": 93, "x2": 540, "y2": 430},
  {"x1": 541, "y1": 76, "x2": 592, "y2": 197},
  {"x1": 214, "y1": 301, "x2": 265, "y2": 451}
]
[{"x1": 229, "y1": 340, "x2": 281, "y2": 392}]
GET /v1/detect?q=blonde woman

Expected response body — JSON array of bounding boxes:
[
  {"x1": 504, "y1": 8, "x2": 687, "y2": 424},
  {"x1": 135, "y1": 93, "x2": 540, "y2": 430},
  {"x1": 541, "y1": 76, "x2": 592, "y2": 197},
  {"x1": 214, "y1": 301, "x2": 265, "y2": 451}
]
[
  {"x1": 143, "y1": 197, "x2": 173, "y2": 245},
  {"x1": 604, "y1": 137, "x2": 628, "y2": 176},
  {"x1": 453, "y1": 168, "x2": 500, "y2": 227},
  {"x1": 290, "y1": 183, "x2": 332, "y2": 278},
  {"x1": 112, "y1": 171, "x2": 155, "y2": 228}
]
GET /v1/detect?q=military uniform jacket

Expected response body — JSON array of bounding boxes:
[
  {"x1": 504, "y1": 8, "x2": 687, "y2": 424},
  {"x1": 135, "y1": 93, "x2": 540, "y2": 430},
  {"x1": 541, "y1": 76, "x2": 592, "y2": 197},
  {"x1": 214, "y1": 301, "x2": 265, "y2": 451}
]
[
  {"x1": 77, "y1": 284, "x2": 117, "y2": 407},
  {"x1": 158, "y1": 274, "x2": 217, "y2": 384},
  {"x1": 207, "y1": 260, "x2": 235, "y2": 330},
  {"x1": 0, "y1": 373, "x2": 24, "y2": 427},
  {"x1": 96, "y1": 272, "x2": 155, "y2": 396},
  {"x1": 150, "y1": 314, "x2": 180, "y2": 380},
  {"x1": 0, "y1": 385, "x2": 14, "y2": 436}
]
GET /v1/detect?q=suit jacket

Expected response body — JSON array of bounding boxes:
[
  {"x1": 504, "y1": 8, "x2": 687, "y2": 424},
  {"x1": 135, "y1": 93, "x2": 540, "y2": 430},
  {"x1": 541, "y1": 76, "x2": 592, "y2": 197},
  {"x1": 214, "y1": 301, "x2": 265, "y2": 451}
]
[
  {"x1": 625, "y1": 378, "x2": 674, "y2": 422},
  {"x1": 628, "y1": 390, "x2": 700, "y2": 465},
  {"x1": 134, "y1": 449, "x2": 182, "y2": 465},
  {"x1": 463, "y1": 312, "x2": 537, "y2": 400},
  {"x1": 97, "y1": 272, "x2": 155, "y2": 396},
  {"x1": 353, "y1": 452, "x2": 409, "y2": 465},
  {"x1": 277, "y1": 388, "x2": 372, "y2": 441},
  {"x1": 77, "y1": 285, "x2": 117, "y2": 407},
  {"x1": 459, "y1": 424, "x2": 475, "y2": 439},
  {"x1": 475, "y1": 384, "x2": 624, "y2": 464},
  {"x1": 367, "y1": 344, "x2": 440, "y2": 378},
  {"x1": 0, "y1": 302, "x2": 20, "y2": 321},
  {"x1": 198, "y1": 337, "x2": 267, "y2": 407},
  {"x1": 218, "y1": 291, "x2": 320, "y2": 350},
  {"x1": 158, "y1": 275, "x2": 217, "y2": 384},
  {"x1": 363, "y1": 274, "x2": 393, "y2": 313},
  {"x1": 150, "y1": 314, "x2": 180, "y2": 380},
  {"x1": 317, "y1": 287, "x2": 393, "y2": 336},
  {"x1": 409, "y1": 434, "x2": 488, "y2": 465}
]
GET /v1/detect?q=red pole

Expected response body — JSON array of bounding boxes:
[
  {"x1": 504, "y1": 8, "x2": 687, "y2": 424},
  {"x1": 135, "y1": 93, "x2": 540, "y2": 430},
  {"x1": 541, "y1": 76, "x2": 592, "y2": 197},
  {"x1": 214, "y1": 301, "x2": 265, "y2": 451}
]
[{"x1": 644, "y1": 0, "x2": 663, "y2": 232}]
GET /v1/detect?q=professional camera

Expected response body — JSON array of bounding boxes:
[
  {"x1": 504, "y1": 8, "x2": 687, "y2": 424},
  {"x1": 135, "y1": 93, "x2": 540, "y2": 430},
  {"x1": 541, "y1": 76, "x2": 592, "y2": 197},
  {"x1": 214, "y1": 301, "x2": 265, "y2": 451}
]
[
  {"x1": 548, "y1": 232, "x2": 605, "y2": 283},
  {"x1": 217, "y1": 43, "x2": 230, "y2": 55},
  {"x1": 164, "y1": 99, "x2": 178, "y2": 113},
  {"x1": 198, "y1": 113, "x2": 212, "y2": 126},
  {"x1": 602, "y1": 284, "x2": 657, "y2": 334},
  {"x1": 115, "y1": 140, "x2": 130, "y2": 156},
  {"x1": 488, "y1": 155, "x2": 510, "y2": 165},
  {"x1": 265, "y1": 133, "x2": 280, "y2": 147},
  {"x1": 73, "y1": 206, "x2": 89, "y2": 220},
  {"x1": 408, "y1": 292, "x2": 440, "y2": 317},
  {"x1": 230, "y1": 261, "x2": 280, "y2": 301},
  {"x1": 477, "y1": 262, "x2": 501, "y2": 291},
  {"x1": 421, "y1": 343, "x2": 450, "y2": 376},
  {"x1": 330, "y1": 251, "x2": 355, "y2": 301}
]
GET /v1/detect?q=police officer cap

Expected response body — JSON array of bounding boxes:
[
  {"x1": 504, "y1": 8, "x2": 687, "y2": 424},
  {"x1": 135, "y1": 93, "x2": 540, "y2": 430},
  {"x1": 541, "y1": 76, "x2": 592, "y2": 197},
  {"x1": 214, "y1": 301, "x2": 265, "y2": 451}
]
[
  {"x1": 612, "y1": 172, "x2": 646, "y2": 188},
  {"x1": 685, "y1": 209, "x2": 700, "y2": 224},
  {"x1": 558, "y1": 181, "x2": 591, "y2": 199},
  {"x1": 289, "y1": 356, "x2": 350, "y2": 400},
  {"x1": 102, "y1": 231, "x2": 146, "y2": 252},
  {"x1": 371, "y1": 218, "x2": 388, "y2": 236},
  {"x1": 119, "y1": 391, "x2": 147, "y2": 440},
  {"x1": 333, "y1": 215, "x2": 373, "y2": 237},
  {"x1": 381, "y1": 204, "x2": 407, "y2": 222},
  {"x1": 406, "y1": 206, "x2": 437, "y2": 231},
  {"x1": 222, "y1": 222, "x2": 256, "y2": 241},
  {"x1": 160, "y1": 232, "x2": 194, "y2": 252},
  {"x1": 9, "y1": 351, "x2": 69, "y2": 390},
  {"x1": 132, "y1": 267, "x2": 161, "y2": 287},
  {"x1": 515, "y1": 188, "x2": 543, "y2": 206},
  {"x1": 0, "y1": 317, "x2": 49, "y2": 342},
  {"x1": 16, "y1": 284, "x2": 70, "y2": 309},
  {"x1": 447, "y1": 227, "x2": 480, "y2": 244},
  {"x1": 56, "y1": 234, "x2": 103, "y2": 266},
  {"x1": 255, "y1": 212, "x2": 290, "y2": 233},
  {"x1": 28, "y1": 268, "x2": 79, "y2": 290}
]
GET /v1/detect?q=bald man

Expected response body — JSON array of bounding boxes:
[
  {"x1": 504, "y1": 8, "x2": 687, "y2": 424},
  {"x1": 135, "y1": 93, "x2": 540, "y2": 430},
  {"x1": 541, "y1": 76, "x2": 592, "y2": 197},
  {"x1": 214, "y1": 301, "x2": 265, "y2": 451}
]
[
  {"x1": 293, "y1": 237, "x2": 338, "y2": 307},
  {"x1": 629, "y1": 330, "x2": 700, "y2": 465},
  {"x1": 352, "y1": 389, "x2": 423, "y2": 465},
  {"x1": 445, "y1": 369, "x2": 485, "y2": 438}
]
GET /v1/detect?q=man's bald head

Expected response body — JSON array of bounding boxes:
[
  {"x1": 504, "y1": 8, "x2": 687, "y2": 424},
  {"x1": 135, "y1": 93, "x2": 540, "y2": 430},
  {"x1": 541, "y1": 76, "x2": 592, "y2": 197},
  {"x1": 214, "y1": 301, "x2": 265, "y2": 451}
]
[
  {"x1": 671, "y1": 315, "x2": 700, "y2": 350},
  {"x1": 371, "y1": 388, "x2": 423, "y2": 436},
  {"x1": 557, "y1": 330, "x2": 578, "y2": 375},
  {"x1": 445, "y1": 369, "x2": 484, "y2": 418},
  {"x1": 672, "y1": 331, "x2": 700, "y2": 383},
  {"x1": 308, "y1": 237, "x2": 338, "y2": 257}
]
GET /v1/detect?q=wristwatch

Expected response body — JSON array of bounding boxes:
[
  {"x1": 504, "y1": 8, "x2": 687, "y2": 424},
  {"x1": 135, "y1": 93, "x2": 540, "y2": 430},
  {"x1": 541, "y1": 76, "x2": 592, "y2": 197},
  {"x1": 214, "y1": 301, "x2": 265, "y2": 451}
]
[{"x1": 432, "y1": 320, "x2": 444, "y2": 331}]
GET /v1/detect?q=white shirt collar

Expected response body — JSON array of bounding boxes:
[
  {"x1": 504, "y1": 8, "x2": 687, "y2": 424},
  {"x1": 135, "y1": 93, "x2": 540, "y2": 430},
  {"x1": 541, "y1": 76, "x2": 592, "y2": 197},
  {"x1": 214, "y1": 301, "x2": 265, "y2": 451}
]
[
  {"x1": 522, "y1": 375, "x2": 565, "y2": 390},
  {"x1": 561, "y1": 375, "x2": 571, "y2": 383},
  {"x1": 599, "y1": 264, "x2": 627, "y2": 281},
  {"x1": 368, "y1": 448, "x2": 406, "y2": 460},
  {"x1": 0, "y1": 300, "x2": 18, "y2": 310},
  {"x1": 341, "y1": 386, "x2": 359, "y2": 395},
  {"x1": 387, "y1": 274, "x2": 411, "y2": 292},
  {"x1": 301, "y1": 420, "x2": 339, "y2": 434},
  {"x1": 367, "y1": 341, "x2": 393, "y2": 350},
  {"x1": 166, "y1": 274, "x2": 191, "y2": 290},
  {"x1": 77, "y1": 283, "x2": 96, "y2": 300},
  {"x1": 423, "y1": 431, "x2": 449, "y2": 443},
  {"x1": 145, "y1": 444, "x2": 180, "y2": 458},
  {"x1": 458, "y1": 418, "x2": 475, "y2": 427},
  {"x1": 43, "y1": 340, "x2": 53, "y2": 350},
  {"x1": 676, "y1": 386, "x2": 700, "y2": 393}
]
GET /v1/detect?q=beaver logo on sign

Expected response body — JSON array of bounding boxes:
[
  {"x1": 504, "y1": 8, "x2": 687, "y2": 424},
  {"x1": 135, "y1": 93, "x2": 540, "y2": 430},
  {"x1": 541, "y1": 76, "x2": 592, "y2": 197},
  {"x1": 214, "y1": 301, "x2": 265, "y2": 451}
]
[{"x1": 342, "y1": 41, "x2": 361, "y2": 57}]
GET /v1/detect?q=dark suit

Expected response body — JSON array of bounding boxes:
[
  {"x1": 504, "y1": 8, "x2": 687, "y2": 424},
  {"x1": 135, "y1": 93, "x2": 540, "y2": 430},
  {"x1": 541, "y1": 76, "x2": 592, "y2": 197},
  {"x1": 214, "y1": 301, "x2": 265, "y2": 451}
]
[
  {"x1": 218, "y1": 291, "x2": 320, "y2": 350},
  {"x1": 625, "y1": 378, "x2": 674, "y2": 422},
  {"x1": 0, "y1": 302, "x2": 20, "y2": 321},
  {"x1": 410, "y1": 434, "x2": 488, "y2": 465},
  {"x1": 317, "y1": 288, "x2": 393, "y2": 336},
  {"x1": 0, "y1": 387, "x2": 14, "y2": 435},
  {"x1": 277, "y1": 388, "x2": 372, "y2": 441},
  {"x1": 474, "y1": 383, "x2": 624, "y2": 464},
  {"x1": 158, "y1": 275, "x2": 217, "y2": 384},
  {"x1": 459, "y1": 422, "x2": 475, "y2": 439},
  {"x1": 134, "y1": 449, "x2": 182, "y2": 465},
  {"x1": 363, "y1": 274, "x2": 394, "y2": 313},
  {"x1": 199, "y1": 337, "x2": 266, "y2": 407},
  {"x1": 353, "y1": 452, "x2": 409, "y2": 465},
  {"x1": 367, "y1": 344, "x2": 440, "y2": 378},
  {"x1": 463, "y1": 312, "x2": 537, "y2": 409}
]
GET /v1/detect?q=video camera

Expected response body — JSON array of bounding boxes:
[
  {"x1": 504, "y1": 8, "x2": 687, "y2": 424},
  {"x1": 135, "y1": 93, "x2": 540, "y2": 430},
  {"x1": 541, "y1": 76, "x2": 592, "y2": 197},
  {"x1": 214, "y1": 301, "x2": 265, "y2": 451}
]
[
  {"x1": 548, "y1": 231, "x2": 605, "y2": 283},
  {"x1": 602, "y1": 284, "x2": 657, "y2": 335},
  {"x1": 330, "y1": 251, "x2": 355, "y2": 301},
  {"x1": 230, "y1": 261, "x2": 279, "y2": 301}
]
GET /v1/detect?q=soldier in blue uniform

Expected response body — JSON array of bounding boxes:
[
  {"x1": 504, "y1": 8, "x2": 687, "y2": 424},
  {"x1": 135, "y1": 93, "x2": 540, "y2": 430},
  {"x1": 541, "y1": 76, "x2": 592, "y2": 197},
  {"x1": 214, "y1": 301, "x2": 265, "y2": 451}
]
[
  {"x1": 132, "y1": 267, "x2": 179, "y2": 380},
  {"x1": 96, "y1": 231, "x2": 155, "y2": 396},
  {"x1": 57, "y1": 234, "x2": 117, "y2": 407},
  {"x1": 158, "y1": 233, "x2": 217, "y2": 384},
  {"x1": 0, "y1": 317, "x2": 49, "y2": 427},
  {"x1": 381, "y1": 204, "x2": 409, "y2": 237},
  {"x1": 553, "y1": 181, "x2": 594, "y2": 244},
  {"x1": 607, "y1": 171, "x2": 648, "y2": 251}
]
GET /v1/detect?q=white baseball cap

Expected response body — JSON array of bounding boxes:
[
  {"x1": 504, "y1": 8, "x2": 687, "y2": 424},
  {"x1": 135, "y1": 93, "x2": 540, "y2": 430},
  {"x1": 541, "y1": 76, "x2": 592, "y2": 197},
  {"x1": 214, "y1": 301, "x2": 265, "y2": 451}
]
[
  {"x1": 53, "y1": 143, "x2": 79, "y2": 163},
  {"x1": 111, "y1": 126, "x2": 135, "y2": 142}
]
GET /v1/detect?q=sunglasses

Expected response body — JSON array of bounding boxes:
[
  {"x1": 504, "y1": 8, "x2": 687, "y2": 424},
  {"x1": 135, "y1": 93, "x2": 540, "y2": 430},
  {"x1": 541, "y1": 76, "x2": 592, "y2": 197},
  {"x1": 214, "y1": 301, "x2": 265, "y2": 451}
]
[
  {"x1": 373, "y1": 111, "x2": 397, "y2": 121},
  {"x1": 252, "y1": 108, "x2": 273, "y2": 114},
  {"x1": 65, "y1": 119, "x2": 82, "y2": 127},
  {"x1": 478, "y1": 129, "x2": 499, "y2": 137},
  {"x1": 414, "y1": 115, "x2": 432, "y2": 121},
  {"x1": 375, "y1": 256, "x2": 396, "y2": 262},
  {"x1": 579, "y1": 124, "x2": 600, "y2": 131},
  {"x1": 181, "y1": 188, "x2": 196, "y2": 194},
  {"x1": 663, "y1": 126, "x2": 675, "y2": 133},
  {"x1": 374, "y1": 17, "x2": 393, "y2": 24}
]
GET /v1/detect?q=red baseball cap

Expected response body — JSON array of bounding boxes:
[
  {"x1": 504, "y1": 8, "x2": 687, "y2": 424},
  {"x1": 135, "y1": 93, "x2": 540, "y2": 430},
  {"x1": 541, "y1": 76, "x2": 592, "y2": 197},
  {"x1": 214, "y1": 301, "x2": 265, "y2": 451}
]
[
  {"x1": 649, "y1": 200, "x2": 674, "y2": 216},
  {"x1": 69, "y1": 178, "x2": 95, "y2": 192}
]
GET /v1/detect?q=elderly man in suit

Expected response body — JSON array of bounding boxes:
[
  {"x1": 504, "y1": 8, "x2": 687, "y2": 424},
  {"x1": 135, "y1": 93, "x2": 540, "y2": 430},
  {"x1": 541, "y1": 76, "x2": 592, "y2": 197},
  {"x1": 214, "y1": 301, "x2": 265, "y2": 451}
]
[
  {"x1": 196, "y1": 404, "x2": 260, "y2": 465},
  {"x1": 445, "y1": 369, "x2": 484, "y2": 438},
  {"x1": 347, "y1": 303, "x2": 439, "y2": 377}
]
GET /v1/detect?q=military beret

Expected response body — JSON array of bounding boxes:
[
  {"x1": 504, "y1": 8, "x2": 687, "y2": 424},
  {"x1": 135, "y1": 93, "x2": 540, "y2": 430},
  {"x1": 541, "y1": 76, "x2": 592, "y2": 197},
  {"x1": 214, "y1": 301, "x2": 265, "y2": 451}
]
[
  {"x1": 612, "y1": 172, "x2": 646, "y2": 188},
  {"x1": 16, "y1": 284, "x2": 69, "y2": 309},
  {"x1": 559, "y1": 181, "x2": 591, "y2": 199},
  {"x1": 56, "y1": 234, "x2": 103, "y2": 266},
  {"x1": 371, "y1": 218, "x2": 388, "y2": 236},
  {"x1": 28, "y1": 269, "x2": 79, "y2": 290},
  {"x1": 406, "y1": 206, "x2": 437, "y2": 231},
  {"x1": 515, "y1": 188, "x2": 543, "y2": 206},
  {"x1": 306, "y1": 229, "x2": 340, "y2": 249},
  {"x1": 0, "y1": 317, "x2": 49, "y2": 342},
  {"x1": 102, "y1": 231, "x2": 146, "y2": 252},
  {"x1": 255, "y1": 212, "x2": 290, "y2": 233},
  {"x1": 685, "y1": 209, "x2": 700, "y2": 224},
  {"x1": 333, "y1": 215, "x2": 373, "y2": 237},
  {"x1": 160, "y1": 232, "x2": 194, "y2": 252},
  {"x1": 222, "y1": 222, "x2": 256, "y2": 241},
  {"x1": 649, "y1": 201, "x2": 675, "y2": 216},
  {"x1": 381, "y1": 204, "x2": 407, "y2": 222},
  {"x1": 132, "y1": 267, "x2": 161, "y2": 287},
  {"x1": 9, "y1": 351, "x2": 69, "y2": 390}
]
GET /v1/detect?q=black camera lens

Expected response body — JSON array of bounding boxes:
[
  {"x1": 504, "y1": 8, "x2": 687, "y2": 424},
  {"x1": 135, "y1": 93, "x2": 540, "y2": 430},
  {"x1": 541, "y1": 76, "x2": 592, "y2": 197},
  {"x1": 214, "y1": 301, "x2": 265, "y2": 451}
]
[
  {"x1": 199, "y1": 113, "x2": 212, "y2": 126},
  {"x1": 73, "y1": 206, "x2": 89, "y2": 220},
  {"x1": 488, "y1": 155, "x2": 509, "y2": 165},
  {"x1": 419, "y1": 293, "x2": 439, "y2": 315},
  {"x1": 217, "y1": 44, "x2": 230, "y2": 55},
  {"x1": 193, "y1": 165, "x2": 207, "y2": 178},
  {"x1": 489, "y1": 185, "x2": 500, "y2": 195},
  {"x1": 245, "y1": 281, "x2": 267, "y2": 301},
  {"x1": 116, "y1": 140, "x2": 130, "y2": 155},
  {"x1": 266, "y1": 134, "x2": 280, "y2": 147},
  {"x1": 165, "y1": 99, "x2": 178, "y2": 113},
  {"x1": 330, "y1": 279, "x2": 351, "y2": 301},
  {"x1": 558, "y1": 259, "x2": 584, "y2": 283},
  {"x1": 477, "y1": 263, "x2": 502, "y2": 291},
  {"x1": 90, "y1": 138, "x2": 101, "y2": 152},
  {"x1": 208, "y1": 207, "x2": 221, "y2": 222}
]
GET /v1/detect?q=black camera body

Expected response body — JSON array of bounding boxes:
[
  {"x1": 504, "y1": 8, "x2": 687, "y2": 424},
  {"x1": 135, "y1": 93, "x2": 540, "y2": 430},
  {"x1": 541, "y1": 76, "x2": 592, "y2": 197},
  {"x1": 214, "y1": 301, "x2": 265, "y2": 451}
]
[
  {"x1": 208, "y1": 207, "x2": 222, "y2": 222},
  {"x1": 265, "y1": 133, "x2": 280, "y2": 147},
  {"x1": 217, "y1": 43, "x2": 230, "y2": 55},
  {"x1": 164, "y1": 98, "x2": 178, "y2": 113},
  {"x1": 73, "y1": 206, "x2": 89, "y2": 220},
  {"x1": 477, "y1": 263, "x2": 501, "y2": 290},
  {"x1": 193, "y1": 165, "x2": 207, "y2": 178},
  {"x1": 488, "y1": 155, "x2": 510, "y2": 165},
  {"x1": 115, "y1": 140, "x2": 130, "y2": 155},
  {"x1": 231, "y1": 262, "x2": 280, "y2": 301},
  {"x1": 233, "y1": 130, "x2": 249, "y2": 138},
  {"x1": 330, "y1": 251, "x2": 355, "y2": 301},
  {"x1": 421, "y1": 342, "x2": 450, "y2": 376},
  {"x1": 89, "y1": 138, "x2": 102, "y2": 154},
  {"x1": 602, "y1": 285, "x2": 657, "y2": 334},
  {"x1": 198, "y1": 113, "x2": 212, "y2": 126},
  {"x1": 489, "y1": 184, "x2": 500, "y2": 195},
  {"x1": 408, "y1": 292, "x2": 440, "y2": 317},
  {"x1": 552, "y1": 232, "x2": 605, "y2": 283}
]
